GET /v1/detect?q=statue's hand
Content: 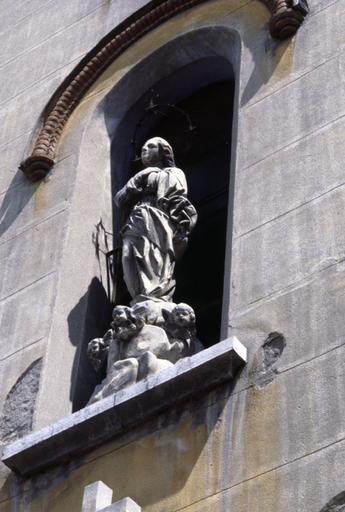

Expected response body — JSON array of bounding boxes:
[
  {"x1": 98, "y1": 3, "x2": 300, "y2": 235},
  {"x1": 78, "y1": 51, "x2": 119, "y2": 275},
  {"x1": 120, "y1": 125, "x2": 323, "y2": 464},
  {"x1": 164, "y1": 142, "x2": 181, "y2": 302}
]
[
  {"x1": 142, "y1": 166, "x2": 161, "y2": 173},
  {"x1": 130, "y1": 167, "x2": 160, "y2": 191}
]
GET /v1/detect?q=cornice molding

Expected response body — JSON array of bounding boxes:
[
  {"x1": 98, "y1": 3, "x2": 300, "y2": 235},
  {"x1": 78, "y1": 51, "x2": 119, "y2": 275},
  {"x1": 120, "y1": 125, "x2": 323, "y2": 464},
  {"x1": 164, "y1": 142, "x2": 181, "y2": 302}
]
[
  {"x1": 3, "y1": 338, "x2": 247, "y2": 476},
  {"x1": 20, "y1": 0, "x2": 309, "y2": 181}
]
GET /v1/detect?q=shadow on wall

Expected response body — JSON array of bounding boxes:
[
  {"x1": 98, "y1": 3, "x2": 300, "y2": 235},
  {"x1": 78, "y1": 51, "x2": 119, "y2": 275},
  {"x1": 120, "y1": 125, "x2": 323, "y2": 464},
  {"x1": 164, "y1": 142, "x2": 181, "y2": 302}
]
[
  {"x1": 0, "y1": 170, "x2": 37, "y2": 239},
  {"x1": 320, "y1": 491, "x2": 345, "y2": 512},
  {"x1": 241, "y1": 36, "x2": 292, "y2": 107},
  {"x1": 68, "y1": 277, "x2": 112, "y2": 412}
]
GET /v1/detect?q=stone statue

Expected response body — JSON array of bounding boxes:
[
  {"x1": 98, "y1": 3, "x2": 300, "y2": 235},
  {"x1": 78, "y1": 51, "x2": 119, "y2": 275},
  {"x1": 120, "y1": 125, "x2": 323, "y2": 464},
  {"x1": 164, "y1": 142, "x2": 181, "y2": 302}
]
[
  {"x1": 114, "y1": 137, "x2": 197, "y2": 302},
  {"x1": 87, "y1": 138, "x2": 203, "y2": 403}
]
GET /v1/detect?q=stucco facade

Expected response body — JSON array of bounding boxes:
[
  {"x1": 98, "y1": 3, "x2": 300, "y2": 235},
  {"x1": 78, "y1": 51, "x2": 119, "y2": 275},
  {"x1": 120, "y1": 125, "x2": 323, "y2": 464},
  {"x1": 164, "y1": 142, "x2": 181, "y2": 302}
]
[{"x1": 1, "y1": 0, "x2": 344, "y2": 510}]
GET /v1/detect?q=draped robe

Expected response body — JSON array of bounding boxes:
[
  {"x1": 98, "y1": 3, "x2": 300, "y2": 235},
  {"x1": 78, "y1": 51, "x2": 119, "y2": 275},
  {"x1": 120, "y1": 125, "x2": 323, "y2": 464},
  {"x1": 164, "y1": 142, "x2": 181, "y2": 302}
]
[{"x1": 115, "y1": 166, "x2": 195, "y2": 303}]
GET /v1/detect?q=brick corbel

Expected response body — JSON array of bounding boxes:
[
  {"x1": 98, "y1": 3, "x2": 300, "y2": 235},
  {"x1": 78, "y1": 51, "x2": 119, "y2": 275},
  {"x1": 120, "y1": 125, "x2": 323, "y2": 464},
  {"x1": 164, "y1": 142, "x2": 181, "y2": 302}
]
[{"x1": 20, "y1": 0, "x2": 309, "y2": 181}]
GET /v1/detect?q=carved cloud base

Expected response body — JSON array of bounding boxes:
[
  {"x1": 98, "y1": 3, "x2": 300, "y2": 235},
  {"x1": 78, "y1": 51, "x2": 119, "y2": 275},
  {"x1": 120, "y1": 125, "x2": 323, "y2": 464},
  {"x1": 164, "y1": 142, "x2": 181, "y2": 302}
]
[{"x1": 88, "y1": 300, "x2": 203, "y2": 404}]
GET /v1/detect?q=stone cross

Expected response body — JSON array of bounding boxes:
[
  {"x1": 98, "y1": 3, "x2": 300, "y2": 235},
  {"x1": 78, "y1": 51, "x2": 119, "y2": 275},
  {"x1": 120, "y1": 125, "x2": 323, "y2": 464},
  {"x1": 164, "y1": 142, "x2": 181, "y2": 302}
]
[{"x1": 82, "y1": 481, "x2": 141, "y2": 512}]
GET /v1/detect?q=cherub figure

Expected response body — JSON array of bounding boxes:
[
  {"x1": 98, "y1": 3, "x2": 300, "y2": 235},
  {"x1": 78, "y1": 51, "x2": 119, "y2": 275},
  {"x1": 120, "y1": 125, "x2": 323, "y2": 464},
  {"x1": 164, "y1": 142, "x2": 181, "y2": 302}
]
[
  {"x1": 87, "y1": 302, "x2": 204, "y2": 403},
  {"x1": 87, "y1": 306, "x2": 144, "y2": 372},
  {"x1": 87, "y1": 330, "x2": 112, "y2": 372},
  {"x1": 163, "y1": 303, "x2": 204, "y2": 360},
  {"x1": 111, "y1": 305, "x2": 144, "y2": 341},
  {"x1": 88, "y1": 305, "x2": 175, "y2": 403}
]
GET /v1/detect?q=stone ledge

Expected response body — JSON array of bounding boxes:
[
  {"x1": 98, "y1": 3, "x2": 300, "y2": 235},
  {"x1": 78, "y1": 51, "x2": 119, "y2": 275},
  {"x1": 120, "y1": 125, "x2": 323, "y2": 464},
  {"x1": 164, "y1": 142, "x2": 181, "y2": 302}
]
[{"x1": 2, "y1": 337, "x2": 247, "y2": 477}]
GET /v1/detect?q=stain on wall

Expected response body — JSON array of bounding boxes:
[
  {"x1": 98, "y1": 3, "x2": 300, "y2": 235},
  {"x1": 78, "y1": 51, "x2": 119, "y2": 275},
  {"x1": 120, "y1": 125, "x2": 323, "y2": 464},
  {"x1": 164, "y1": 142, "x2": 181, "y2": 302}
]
[{"x1": 252, "y1": 332, "x2": 286, "y2": 389}]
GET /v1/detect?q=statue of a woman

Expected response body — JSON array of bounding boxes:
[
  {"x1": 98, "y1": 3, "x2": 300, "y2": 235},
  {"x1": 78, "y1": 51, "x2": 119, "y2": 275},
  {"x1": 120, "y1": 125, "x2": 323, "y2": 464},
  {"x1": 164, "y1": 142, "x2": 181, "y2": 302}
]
[
  {"x1": 87, "y1": 138, "x2": 202, "y2": 402},
  {"x1": 115, "y1": 137, "x2": 197, "y2": 303}
]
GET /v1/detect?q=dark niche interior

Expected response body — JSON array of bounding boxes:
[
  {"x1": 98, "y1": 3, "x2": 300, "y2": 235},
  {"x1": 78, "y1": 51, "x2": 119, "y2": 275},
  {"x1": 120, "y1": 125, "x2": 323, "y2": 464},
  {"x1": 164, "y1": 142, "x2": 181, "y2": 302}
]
[{"x1": 111, "y1": 58, "x2": 235, "y2": 347}]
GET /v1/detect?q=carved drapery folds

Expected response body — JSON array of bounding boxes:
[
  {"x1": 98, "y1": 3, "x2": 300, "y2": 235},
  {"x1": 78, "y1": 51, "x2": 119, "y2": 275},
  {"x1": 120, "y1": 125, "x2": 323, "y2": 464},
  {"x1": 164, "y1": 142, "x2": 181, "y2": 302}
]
[{"x1": 20, "y1": 0, "x2": 309, "y2": 182}]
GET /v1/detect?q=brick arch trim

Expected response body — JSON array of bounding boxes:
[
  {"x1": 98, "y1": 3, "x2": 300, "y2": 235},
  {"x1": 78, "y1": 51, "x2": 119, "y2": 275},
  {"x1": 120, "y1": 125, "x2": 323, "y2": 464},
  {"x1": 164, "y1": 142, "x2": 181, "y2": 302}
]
[{"x1": 20, "y1": 0, "x2": 308, "y2": 181}]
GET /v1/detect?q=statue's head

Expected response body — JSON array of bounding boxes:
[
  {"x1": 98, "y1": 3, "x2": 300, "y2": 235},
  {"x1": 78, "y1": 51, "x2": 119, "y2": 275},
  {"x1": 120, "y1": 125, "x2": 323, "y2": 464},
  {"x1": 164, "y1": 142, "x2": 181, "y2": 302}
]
[
  {"x1": 171, "y1": 303, "x2": 196, "y2": 328},
  {"x1": 111, "y1": 305, "x2": 144, "y2": 341},
  {"x1": 141, "y1": 137, "x2": 175, "y2": 168}
]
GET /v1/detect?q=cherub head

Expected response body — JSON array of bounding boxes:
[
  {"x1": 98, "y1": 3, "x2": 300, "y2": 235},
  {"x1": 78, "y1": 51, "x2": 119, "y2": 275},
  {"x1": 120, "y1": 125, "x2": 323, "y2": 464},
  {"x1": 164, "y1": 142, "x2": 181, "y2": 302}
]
[
  {"x1": 171, "y1": 303, "x2": 196, "y2": 328},
  {"x1": 111, "y1": 305, "x2": 144, "y2": 341},
  {"x1": 141, "y1": 137, "x2": 175, "y2": 168},
  {"x1": 162, "y1": 303, "x2": 197, "y2": 345},
  {"x1": 87, "y1": 338, "x2": 104, "y2": 371}
]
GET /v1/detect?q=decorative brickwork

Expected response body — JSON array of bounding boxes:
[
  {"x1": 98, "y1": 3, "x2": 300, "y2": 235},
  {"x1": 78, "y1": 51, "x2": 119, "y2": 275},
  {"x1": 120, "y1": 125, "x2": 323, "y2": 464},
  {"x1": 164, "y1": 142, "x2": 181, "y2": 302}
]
[{"x1": 20, "y1": 0, "x2": 308, "y2": 181}]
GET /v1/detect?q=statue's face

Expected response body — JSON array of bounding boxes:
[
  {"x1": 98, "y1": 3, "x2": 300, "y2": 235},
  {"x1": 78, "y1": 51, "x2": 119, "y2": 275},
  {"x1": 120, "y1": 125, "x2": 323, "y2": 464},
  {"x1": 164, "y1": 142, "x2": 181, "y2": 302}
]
[
  {"x1": 173, "y1": 306, "x2": 194, "y2": 327},
  {"x1": 112, "y1": 306, "x2": 129, "y2": 326},
  {"x1": 141, "y1": 139, "x2": 160, "y2": 167},
  {"x1": 112, "y1": 306, "x2": 140, "y2": 341}
]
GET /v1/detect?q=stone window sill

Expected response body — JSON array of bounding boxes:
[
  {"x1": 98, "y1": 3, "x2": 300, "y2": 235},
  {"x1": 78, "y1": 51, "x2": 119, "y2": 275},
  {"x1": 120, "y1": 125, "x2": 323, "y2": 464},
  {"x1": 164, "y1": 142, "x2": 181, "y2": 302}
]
[{"x1": 2, "y1": 337, "x2": 247, "y2": 477}]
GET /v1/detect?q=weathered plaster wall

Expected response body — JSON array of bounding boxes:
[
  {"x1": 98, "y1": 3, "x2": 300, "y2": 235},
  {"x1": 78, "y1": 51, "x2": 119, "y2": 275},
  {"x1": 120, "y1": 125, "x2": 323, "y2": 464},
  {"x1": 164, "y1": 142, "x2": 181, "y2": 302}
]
[
  {"x1": 0, "y1": 0, "x2": 149, "y2": 435},
  {"x1": 1, "y1": 0, "x2": 344, "y2": 510},
  {"x1": 0, "y1": 0, "x2": 149, "y2": 497}
]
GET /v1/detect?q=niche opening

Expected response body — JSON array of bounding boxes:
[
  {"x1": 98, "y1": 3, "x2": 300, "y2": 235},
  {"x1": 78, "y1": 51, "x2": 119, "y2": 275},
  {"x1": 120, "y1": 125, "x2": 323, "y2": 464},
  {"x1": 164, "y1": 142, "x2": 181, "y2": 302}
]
[{"x1": 111, "y1": 57, "x2": 235, "y2": 347}]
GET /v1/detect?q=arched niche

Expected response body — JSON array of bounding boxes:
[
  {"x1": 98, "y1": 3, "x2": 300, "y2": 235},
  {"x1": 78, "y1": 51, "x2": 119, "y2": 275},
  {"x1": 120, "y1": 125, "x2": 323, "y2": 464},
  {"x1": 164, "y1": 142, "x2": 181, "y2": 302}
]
[
  {"x1": 71, "y1": 26, "x2": 240, "y2": 409},
  {"x1": 31, "y1": 10, "x2": 280, "y2": 423},
  {"x1": 103, "y1": 27, "x2": 239, "y2": 346}
]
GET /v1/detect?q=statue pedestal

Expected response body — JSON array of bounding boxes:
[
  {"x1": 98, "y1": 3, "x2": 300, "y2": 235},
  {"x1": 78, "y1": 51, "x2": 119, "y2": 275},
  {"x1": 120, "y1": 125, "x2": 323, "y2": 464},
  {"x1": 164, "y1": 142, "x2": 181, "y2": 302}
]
[{"x1": 2, "y1": 337, "x2": 247, "y2": 477}]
